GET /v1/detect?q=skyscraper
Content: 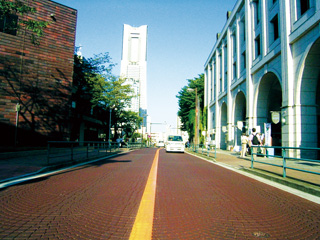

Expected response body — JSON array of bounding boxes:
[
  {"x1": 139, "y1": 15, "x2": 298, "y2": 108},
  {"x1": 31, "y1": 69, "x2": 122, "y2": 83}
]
[{"x1": 120, "y1": 24, "x2": 148, "y2": 128}]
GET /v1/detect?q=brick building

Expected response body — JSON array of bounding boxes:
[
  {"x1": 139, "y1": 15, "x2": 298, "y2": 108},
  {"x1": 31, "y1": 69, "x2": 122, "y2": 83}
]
[{"x1": 0, "y1": 0, "x2": 77, "y2": 147}]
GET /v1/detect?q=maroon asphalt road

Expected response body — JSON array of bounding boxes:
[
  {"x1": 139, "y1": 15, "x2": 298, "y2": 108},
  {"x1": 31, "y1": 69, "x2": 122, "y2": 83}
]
[{"x1": 0, "y1": 148, "x2": 319, "y2": 239}]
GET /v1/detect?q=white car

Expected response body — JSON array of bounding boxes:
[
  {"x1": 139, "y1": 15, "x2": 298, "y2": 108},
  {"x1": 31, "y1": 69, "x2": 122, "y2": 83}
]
[
  {"x1": 165, "y1": 135, "x2": 185, "y2": 153},
  {"x1": 157, "y1": 140, "x2": 165, "y2": 147}
]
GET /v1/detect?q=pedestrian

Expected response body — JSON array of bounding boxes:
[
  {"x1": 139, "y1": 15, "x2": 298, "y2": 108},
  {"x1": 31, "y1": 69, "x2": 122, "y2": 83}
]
[
  {"x1": 240, "y1": 133, "x2": 248, "y2": 158},
  {"x1": 249, "y1": 128, "x2": 261, "y2": 159},
  {"x1": 260, "y1": 133, "x2": 266, "y2": 157}
]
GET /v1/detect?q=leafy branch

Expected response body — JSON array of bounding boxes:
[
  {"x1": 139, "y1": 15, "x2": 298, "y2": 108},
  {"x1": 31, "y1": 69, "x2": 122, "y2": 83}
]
[{"x1": 0, "y1": 0, "x2": 51, "y2": 45}]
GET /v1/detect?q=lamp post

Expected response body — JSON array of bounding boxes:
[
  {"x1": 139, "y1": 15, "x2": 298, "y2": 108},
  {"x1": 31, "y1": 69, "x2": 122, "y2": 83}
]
[
  {"x1": 14, "y1": 103, "x2": 20, "y2": 148},
  {"x1": 108, "y1": 108, "x2": 112, "y2": 146}
]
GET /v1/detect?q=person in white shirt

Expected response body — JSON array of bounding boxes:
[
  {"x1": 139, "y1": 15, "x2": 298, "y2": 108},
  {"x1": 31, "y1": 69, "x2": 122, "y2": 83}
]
[{"x1": 240, "y1": 133, "x2": 248, "y2": 158}]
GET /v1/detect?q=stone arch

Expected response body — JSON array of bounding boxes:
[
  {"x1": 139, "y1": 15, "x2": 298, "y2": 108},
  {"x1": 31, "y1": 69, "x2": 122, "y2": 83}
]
[
  {"x1": 220, "y1": 102, "x2": 228, "y2": 150},
  {"x1": 296, "y1": 38, "x2": 320, "y2": 153},
  {"x1": 256, "y1": 72, "x2": 282, "y2": 153},
  {"x1": 233, "y1": 91, "x2": 246, "y2": 148}
]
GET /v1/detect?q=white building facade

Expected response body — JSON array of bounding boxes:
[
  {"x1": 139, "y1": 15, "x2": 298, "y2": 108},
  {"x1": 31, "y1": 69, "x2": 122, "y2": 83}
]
[
  {"x1": 120, "y1": 24, "x2": 148, "y2": 127},
  {"x1": 204, "y1": 0, "x2": 320, "y2": 155}
]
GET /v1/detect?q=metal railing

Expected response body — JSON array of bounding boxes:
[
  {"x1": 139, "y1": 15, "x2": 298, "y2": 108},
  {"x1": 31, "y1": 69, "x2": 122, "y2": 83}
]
[
  {"x1": 188, "y1": 144, "x2": 320, "y2": 179},
  {"x1": 47, "y1": 141, "x2": 146, "y2": 166},
  {"x1": 251, "y1": 145, "x2": 320, "y2": 178},
  {"x1": 188, "y1": 144, "x2": 217, "y2": 159}
]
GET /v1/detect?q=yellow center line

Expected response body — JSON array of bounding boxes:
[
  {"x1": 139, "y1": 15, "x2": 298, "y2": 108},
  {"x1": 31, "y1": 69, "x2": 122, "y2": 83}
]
[{"x1": 129, "y1": 149, "x2": 159, "y2": 240}]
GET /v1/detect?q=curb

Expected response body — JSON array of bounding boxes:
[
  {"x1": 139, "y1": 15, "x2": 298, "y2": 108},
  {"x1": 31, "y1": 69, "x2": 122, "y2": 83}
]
[
  {"x1": 241, "y1": 167, "x2": 320, "y2": 197},
  {"x1": 186, "y1": 150, "x2": 320, "y2": 197},
  {"x1": 0, "y1": 151, "x2": 129, "y2": 189}
]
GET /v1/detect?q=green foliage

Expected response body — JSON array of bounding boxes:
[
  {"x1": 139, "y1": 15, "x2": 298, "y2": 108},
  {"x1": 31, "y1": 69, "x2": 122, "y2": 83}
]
[
  {"x1": 131, "y1": 132, "x2": 142, "y2": 142},
  {"x1": 73, "y1": 52, "x2": 139, "y2": 141},
  {"x1": 118, "y1": 111, "x2": 142, "y2": 140},
  {"x1": 176, "y1": 74, "x2": 205, "y2": 143},
  {"x1": 0, "y1": 0, "x2": 51, "y2": 45},
  {"x1": 0, "y1": 0, "x2": 36, "y2": 15}
]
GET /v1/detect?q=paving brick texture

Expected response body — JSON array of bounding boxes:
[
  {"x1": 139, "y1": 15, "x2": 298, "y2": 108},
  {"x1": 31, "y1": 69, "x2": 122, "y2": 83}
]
[
  {"x1": 0, "y1": 148, "x2": 319, "y2": 239},
  {"x1": 154, "y1": 149, "x2": 320, "y2": 239},
  {"x1": 0, "y1": 149, "x2": 155, "y2": 239}
]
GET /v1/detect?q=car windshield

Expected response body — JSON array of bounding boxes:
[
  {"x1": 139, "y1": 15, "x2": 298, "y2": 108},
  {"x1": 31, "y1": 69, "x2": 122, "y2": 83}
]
[{"x1": 168, "y1": 135, "x2": 183, "y2": 141}]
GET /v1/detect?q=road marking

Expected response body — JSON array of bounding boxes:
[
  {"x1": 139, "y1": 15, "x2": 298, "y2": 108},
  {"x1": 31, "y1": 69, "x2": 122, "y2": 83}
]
[{"x1": 129, "y1": 149, "x2": 159, "y2": 240}]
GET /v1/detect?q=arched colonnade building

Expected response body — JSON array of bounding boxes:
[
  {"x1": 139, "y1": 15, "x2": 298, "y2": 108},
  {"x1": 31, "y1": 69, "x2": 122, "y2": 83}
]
[{"x1": 204, "y1": 0, "x2": 320, "y2": 154}]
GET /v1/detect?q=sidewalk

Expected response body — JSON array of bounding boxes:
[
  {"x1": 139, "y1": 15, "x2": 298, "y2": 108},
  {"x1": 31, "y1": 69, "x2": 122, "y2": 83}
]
[
  {"x1": 187, "y1": 148, "x2": 320, "y2": 197},
  {"x1": 0, "y1": 150, "x2": 46, "y2": 181},
  {"x1": 0, "y1": 148, "x2": 127, "y2": 183}
]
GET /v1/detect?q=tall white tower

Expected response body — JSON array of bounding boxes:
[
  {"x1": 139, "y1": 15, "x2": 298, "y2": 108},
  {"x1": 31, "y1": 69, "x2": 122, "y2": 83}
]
[{"x1": 120, "y1": 24, "x2": 148, "y2": 128}]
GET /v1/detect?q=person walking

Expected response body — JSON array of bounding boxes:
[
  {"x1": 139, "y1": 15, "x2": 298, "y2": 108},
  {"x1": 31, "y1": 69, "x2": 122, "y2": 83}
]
[
  {"x1": 249, "y1": 128, "x2": 261, "y2": 159},
  {"x1": 260, "y1": 133, "x2": 266, "y2": 157},
  {"x1": 240, "y1": 133, "x2": 248, "y2": 158}
]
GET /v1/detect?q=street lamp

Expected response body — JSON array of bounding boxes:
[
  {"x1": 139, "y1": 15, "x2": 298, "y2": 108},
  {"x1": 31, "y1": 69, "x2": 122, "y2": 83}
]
[
  {"x1": 14, "y1": 103, "x2": 20, "y2": 148},
  {"x1": 108, "y1": 108, "x2": 112, "y2": 146},
  {"x1": 187, "y1": 88, "x2": 199, "y2": 145}
]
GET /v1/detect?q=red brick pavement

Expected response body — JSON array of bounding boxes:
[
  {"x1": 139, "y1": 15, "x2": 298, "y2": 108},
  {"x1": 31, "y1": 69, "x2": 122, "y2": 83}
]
[
  {"x1": 0, "y1": 148, "x2": 320, "y2": 239},
  {"x1": 153, "y1": 149, "x2": 320, "y2": 239},
  {"x1": 0, "y1": 148, "x2": 156, "y2": 239}
]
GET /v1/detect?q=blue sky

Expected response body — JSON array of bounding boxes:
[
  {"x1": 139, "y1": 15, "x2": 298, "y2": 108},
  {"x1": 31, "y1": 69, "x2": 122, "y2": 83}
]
[{"x1": 54, "y1": 0, "x2": 236, "y2": 132}]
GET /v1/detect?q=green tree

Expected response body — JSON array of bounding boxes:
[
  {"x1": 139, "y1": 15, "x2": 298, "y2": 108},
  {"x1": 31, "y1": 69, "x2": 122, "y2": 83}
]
[
  {"x1": 118, "y1": 110, "x2": 142, "y2": 141},
  {"x1": 72, "y1": 52, "x2": 138, "y2": 141},
  {"x1": 177, "y1": 74, "x2": 205, "y2": 144},
  {"x1": 0, "y1": 0, "x2": 51, "y2": 45}
]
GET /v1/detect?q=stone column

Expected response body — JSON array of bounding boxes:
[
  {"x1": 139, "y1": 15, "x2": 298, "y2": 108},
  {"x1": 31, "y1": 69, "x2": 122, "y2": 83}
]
[
  {"x1": 215, "y1": 51, "x2": 221, "y2": 148},
  {"x1": 280, "y1": 0, "x2": 294, "y2": 148},
  {"x1": 227, "y1": 27, "x2": 233, "y2": 150},
  {"x1": 246, "y1": 0, "x2": 254, "y2": 130}
]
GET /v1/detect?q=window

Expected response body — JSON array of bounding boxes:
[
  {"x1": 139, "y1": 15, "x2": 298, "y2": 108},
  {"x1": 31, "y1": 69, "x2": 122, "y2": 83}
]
[
  {"x1": 232, "y1": 34, "x2": 237, "y2": 80},
  {"x1": 219, "y1": 52, "x2": 223, "y2": 93},
  {"x1": 168, "y1": 135, "x2": 183, "y2": 142},
  {"x1": 233, "y1": 62, "x2": 237, "y2": 80},
  {"x1": 240, "y1": 18, "x2": 246, "y2": 42},
  {"x1": 224, "y1": 45, "x2": 228, "y2": 91},
  {"x1": 300, "y1": 0, "x2": 310, "y2": 16},
  {"x1": 0, "y1": 13, "x2": 18, "y2": 35},
  {"x1": 255, "y1": 35, "x2": 261, "y2": 59},
  {"x1": 241, "y1": 51, "x2": 246, "y2": 71},
  {"x1": 211, "y1": 62, "x2": 215, "y2": 101},
  {"x1": 253, "y1": 0, "x2": 261, "y2": 25},
  {"x1": 232, "y1": 34, "x2": 237, "y2": 57},
  {"x1": 270, "y1": 14, "x2": 279, "y2": 42}
]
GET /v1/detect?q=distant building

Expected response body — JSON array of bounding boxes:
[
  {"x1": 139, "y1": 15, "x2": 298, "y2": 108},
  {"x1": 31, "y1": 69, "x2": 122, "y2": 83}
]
[
  {"x1": 0, "y1": 0, "x2": 77, "y2": 146},
  {"x1": 204, "y1": 0, "x2": 320, "y2": 154},
  {"x1": 120, "y1": 24, "x2": 148, "y2": 129}
]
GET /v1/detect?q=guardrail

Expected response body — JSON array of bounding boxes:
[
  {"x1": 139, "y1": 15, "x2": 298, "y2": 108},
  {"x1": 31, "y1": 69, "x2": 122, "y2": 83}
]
[
  {"x1": 188, "y1": 144, "x2": 320, "y2": 179},
  {"x1": 188, "y1": 144, "x2": 217, "y2": 159},
  {"x1": 47, "y1": 141, "x2": 146, "y2": 166},
  {"x1": 251, "y1": 145, "x2": 320, "y2": 178}
]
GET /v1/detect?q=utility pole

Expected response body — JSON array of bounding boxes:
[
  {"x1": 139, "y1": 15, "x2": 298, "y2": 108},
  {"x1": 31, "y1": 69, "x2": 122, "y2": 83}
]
[{"x1": 195, "y1": 88, "x2": 198, "y2": 145}]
